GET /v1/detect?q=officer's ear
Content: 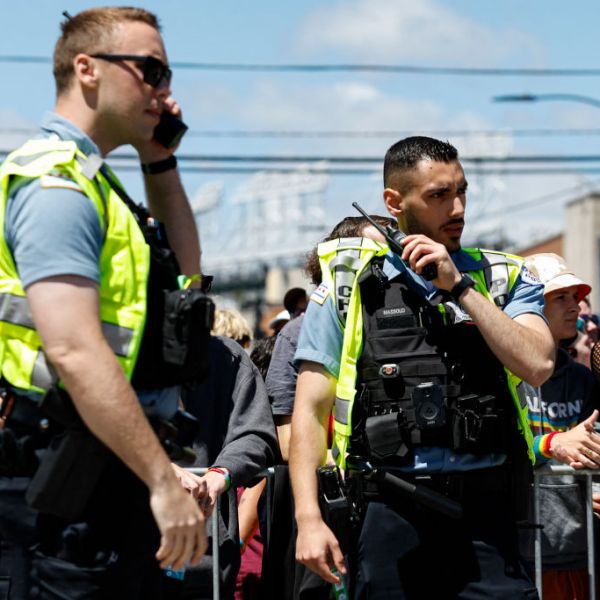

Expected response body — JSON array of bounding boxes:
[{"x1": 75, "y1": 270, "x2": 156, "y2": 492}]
[
  {"x1": 383, "y1": 187, "x2": 403, "y2": 219},
  {"x1": 72, "y1": 54, "x2": 100, "y2": 90}
]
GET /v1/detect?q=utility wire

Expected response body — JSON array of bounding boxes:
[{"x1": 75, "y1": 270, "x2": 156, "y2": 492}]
[
  {"x1": 13, "y1": 164, "x2": 598, "y2": 176},
  {"x1": 0, "y1": 55, "x2": 599, "y2": 76},
  {"x1": 4, "y1": 126, "x2": 600, "y2": 139},
  {"x1": 3, "y1": 149, "x2": 600, "y2": 166},
  {"x1": 105, "y1": 152, "x2": 600, "y2": 164}
]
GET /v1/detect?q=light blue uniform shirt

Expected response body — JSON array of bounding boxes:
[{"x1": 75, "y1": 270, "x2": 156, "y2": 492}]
[
  {"x1": 295, "y1": 248, "x2": 545, "y2": 473},
  {"x1": 5, "y1": 112, "x2": 177, "y2": 417}
]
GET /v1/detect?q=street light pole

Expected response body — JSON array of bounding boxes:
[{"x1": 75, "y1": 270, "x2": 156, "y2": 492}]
[{"x1": 493, "y1": 93, "x2": 600, "y2": 109}]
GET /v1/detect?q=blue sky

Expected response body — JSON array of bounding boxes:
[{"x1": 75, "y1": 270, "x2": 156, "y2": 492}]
[{"x1": 2, "y1": 1, "x2": 600, "y2": 270}]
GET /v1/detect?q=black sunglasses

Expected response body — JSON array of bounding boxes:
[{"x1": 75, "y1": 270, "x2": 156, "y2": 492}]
[
  {"x1": 577, "y1": 313, "x2": 599, "y2": 332},
  {"x1": 91, "y1": 54, "x2": 172, "y2": 88}
]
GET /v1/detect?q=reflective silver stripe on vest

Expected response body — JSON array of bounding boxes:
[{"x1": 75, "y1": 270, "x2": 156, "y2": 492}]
[
  {"x1": 515, "y1": 381, "x2": 534, "y2": 411},
  {"x1": 101, "y1": 322, "x2": 133, "y2": 357},
  {"x1": 0, "y1": 293, "x2": 133, "y2": 357},
  {"x1": 328, "y1": 254, "x2": 363, "y2": 271},
  {"x1": 334, "y1": 396, "x2": 350, "y2": 425},
  {"x1": 31, "y1": 350, "x2": 58, "y2": 389},
  {"x1": 10, "y1": 150, "x2": 65, "y2": 168},
  {"x1": 480, "y1": 252, "x2": 510, "y2": 308},
  {"x1": 338, "y1": 237, "x2": 363, "y2": 249},
  {"x1": 0, "y1": 293, "x2": 35, "y2": 329},
  {"x1": 329, "y1": 244, "x2": 363, "y2": 327}
]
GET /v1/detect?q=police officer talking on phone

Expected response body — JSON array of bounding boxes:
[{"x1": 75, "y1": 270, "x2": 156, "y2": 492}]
[
  {"x1": 0, "y1": 7, "x2": 207, "y2": 598},
  {"x1": 289, "y1": 137, "x2": 555, "y2": 598}
]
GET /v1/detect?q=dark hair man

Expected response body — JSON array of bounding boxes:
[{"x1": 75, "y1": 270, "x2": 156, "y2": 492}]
[
  {"x1": 289, "y1": 136, "x2": 555, "y2": 598},
  {"x1": 0, "y1": 8, "x2": 205, "y2": 598}
]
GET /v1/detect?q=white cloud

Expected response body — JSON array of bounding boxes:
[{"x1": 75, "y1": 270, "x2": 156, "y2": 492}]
[
  {"x1": 229, "y1": 79, "x2": 511, "y2": 157},
  {"x1": 296, "y1": 0, "x2": 545, "y2": 65}
]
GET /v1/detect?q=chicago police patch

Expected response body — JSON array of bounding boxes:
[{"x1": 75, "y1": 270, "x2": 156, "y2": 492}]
[{"x1": 310, "y1": 283, "x2": 329, "y2": 305}]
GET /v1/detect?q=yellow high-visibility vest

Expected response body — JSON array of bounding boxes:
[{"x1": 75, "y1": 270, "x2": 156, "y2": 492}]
[
  {"x1": 0, "y1": 139, "x2": 150, "y2": 393},
  {"x1": 317, "y1": 240, "x2": 535, "y2": 469}
]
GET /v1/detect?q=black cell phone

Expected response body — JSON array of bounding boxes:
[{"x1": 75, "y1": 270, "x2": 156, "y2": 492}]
[{"x1": 153, "y1": 111, "x2": 188, "y2": 149}]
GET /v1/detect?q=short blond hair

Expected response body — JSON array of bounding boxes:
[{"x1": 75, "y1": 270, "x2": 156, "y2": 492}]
[
  {"x1": 54, "y1": 7, "x2": 160, "y2": 96},
  {"x1": 211, "y1": 309, "x2": 253, "y2": 348}
]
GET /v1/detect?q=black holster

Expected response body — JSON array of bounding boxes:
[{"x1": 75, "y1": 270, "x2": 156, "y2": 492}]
[
  {"x1": 25, "y1": 387, "x2": 110, "y2": 521},
  {"x1": 317, "y1": 465, "x2": 351, "y2": 555}
]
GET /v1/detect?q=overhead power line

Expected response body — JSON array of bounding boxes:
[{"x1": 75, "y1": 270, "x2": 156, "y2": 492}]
[
  {"x1": 4, "y1": 126, "x2": 600, "y2": 139},
  {"x1": 1, "y1": 149, "x2": 599, "y2": 175},
  {"x1": 0, "y1": 54, "x2": 599, "y2": 77},
  {"x1": 106, "y1": 152, "x2": 600, "y2": 164},
  {"x1": 3, "y1": 149, "x2": 600, "y2": 166}
]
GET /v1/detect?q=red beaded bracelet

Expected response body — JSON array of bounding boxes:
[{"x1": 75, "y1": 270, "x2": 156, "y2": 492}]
[{"x1": 207, "y1": 466, "x2": 232, "y2": 491}]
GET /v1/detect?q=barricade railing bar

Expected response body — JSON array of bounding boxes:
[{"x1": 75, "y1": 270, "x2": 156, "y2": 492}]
[
  {"x1": 533, "y1": 465, "x2": 597, "y2": 600},
  {"x1": 186, "y1": 467, "x2": 275, "y2": 600}
]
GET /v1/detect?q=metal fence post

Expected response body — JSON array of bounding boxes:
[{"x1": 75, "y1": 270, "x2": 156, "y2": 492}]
[
  {"x1": 533, "y1": 470, "x2": 543, "y2": 600},
  {"x1": 186, "y1": 466, "x2": 274, "y2": 600}
]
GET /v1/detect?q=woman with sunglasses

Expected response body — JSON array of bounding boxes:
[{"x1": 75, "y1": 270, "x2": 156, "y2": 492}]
[{"x1": 569, "y1": 297, "x2": 600, "y2": 369}]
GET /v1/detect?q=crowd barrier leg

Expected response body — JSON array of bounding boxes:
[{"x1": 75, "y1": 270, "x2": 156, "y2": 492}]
[
  {"x1": 533, "y1": 472, "x2": 543, "y2": 599},
  {"x1": 586, "y1": 475, "x2": 596, "y2": 599},
  {"x1": 533, "y1": 466, "x2": 596, "y2": 600},
  {"x1": 212, "y1": 500, "x2": 221, "y2": 600},
  {"x1": 186, "y1": 466, "x2": 274, "y2": 600}
]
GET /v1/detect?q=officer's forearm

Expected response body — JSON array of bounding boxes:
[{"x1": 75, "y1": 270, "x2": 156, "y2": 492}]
[
  {"x1": 144, "y1": 169, "x2": 202, "y2": 277},
  {"x1": 289, "y1": 363, "x2": 336, "y2": 525},
  {"x1": 26, "y1": 277, "x2": 178, "y2": 492},
  {"x1": 459, "y1": 287, "x2": 554, "y2": 386},
  {"x1": 48, "y1": 339, "x2": 178, "y2": 493}
]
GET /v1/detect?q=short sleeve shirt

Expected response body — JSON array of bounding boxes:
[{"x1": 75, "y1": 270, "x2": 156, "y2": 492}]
[
  {"x1": 5, "y1": 112, "x2": 104, "y2": 287},
  {"x1": 266, "y1": 315, "x2": 303, "y2": 417}
]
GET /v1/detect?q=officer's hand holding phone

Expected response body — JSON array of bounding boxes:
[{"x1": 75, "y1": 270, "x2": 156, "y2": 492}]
[
  {"x1": 153, "y1": 110, "x2": 188, "y2": 149},
  {"x1": 135, "y1": 97, "x2": 188, "y2": 164}
]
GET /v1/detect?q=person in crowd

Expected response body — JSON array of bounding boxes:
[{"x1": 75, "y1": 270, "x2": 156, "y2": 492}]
[
  {"x1": 212, "y1": 308, "x2": 253, "y2": 349},
  {"x1": 250, "y1": 336, "x2": 278, "y2": 382},
  {"x1": 0, "y1": 7, "x2": 205, "y2": 597},
  {"x1": 233, "y1": 336, "x2": 279, "y2": 600},
  {"x1": 521, "y1": 253, "x2": 600, "y2": 600},
  {"x1": 167, "y1": 332, "x2": 278, "y2": 599},
  {"x1": 569, "y1": 296, "x2": 599, "y2": 369},
  {"x1": 283, "y1": 287, "x2": 308, "y2": 319},
  {"x1": 290, "y1": 136, "x2": 555, "y2": 598},
  {"x1": 261, "y1": 215, "x2": 394, "y2": 600},
  {"x1": 268, "y1": 309, "x2": 291, "y2": 335}
]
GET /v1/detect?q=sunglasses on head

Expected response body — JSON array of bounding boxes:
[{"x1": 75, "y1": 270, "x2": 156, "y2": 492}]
[
  {"x1": 91, "y1": 53, "x2": 172, "y2": 88},
  {"x1": 577, "y1": 313, "x2": 599, "y2": 332}
]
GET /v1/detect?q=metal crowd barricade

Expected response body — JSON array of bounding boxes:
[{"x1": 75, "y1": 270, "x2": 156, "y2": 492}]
[
  {"x1": 187, "y1": 467, "x2": 275, "y2": 600},
  {"x1": 533, "y1": 464, "x2": 597, "y2": 600}
]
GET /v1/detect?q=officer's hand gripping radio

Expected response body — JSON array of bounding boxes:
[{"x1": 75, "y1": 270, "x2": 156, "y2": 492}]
[{"x1": 352, "y1": 201, "x2": 437, "y2": 281}]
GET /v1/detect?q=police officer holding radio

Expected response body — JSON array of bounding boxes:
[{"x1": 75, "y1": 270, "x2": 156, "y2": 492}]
[
  {"x1": 0, "y1": 7, "x2": 209, "y2": 598},
  {"x1": 289, "y1": 137, "x2": 555, "y2": 598}
]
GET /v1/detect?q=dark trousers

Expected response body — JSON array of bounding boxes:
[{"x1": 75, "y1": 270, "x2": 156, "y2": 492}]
[
  {"x1": 0, "y1": 456, "x2": 163, "y2": 600},
  {"x1": 351, "y1": 471, "x2": 539, "y2": 600}
]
